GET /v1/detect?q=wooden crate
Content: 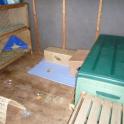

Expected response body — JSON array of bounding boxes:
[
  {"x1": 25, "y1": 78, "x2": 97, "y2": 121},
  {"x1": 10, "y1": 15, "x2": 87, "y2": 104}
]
[
  {"x1": 0, "y1": 3, "x2": 32, "y2": 52},
  {"x1": 0, "y1": 27, "x2": 32, "y2": 52},
  {"x1": 0, "y1": 3, "x2": 32, "y2": 70},
  {"x1": 69, "y1": 50, "x2": 89, "y2": 76},
  {"x1": 0, "y1": 3, "x2": 29, "y2": 37},
  {"x1": 68, "y1": 93, "x2": 123, "y2": 124},
  {"x1": 44, "y1": 47, "x2": 75, "y2": 66}
]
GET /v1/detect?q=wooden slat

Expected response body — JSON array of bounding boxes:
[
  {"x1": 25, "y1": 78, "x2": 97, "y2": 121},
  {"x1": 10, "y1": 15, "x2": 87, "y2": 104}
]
[
  {"x1": 0, "y1": 26, "x2": 29, "y2": 39},
  {"x1": 87, "y1": 97, "x2": 102, "y2": 124},
  {"x1": 62, "y1": 0, "x2": 67, "y2": 49},
  {"x1": 0, "y1": 26, "x2": 28, "y2": 38},
  {"x1": 0, "y1": 3, "x2": 27, "y2": 10},
  {"x1": 99, "y1": 101, "x2": 112, "y2": 124},
  {"x1": 69, "y1": 93, "x2": 123, "y2": 124},
  {"x1": 0, "y1": 51, "x2": 29, "y2": 70},
  {"x1": 111, "y1": 103, "x2": 122, "y2": 124},
  {"x1": 32, "y1": 0, "x2": 41, "y2": 52},
  {"x1": 68, "y1": 94, "x2": 84, "y2": 124},
  {"x1": 122, "y1": 105, "x2": 124, "y2": 124},
  {"x1": 96, "y1": 0, "x2": 103, "y2": 39},
  {"x1": 8, "y1": 4, "x2": 29, "y2": 28},
  {"x1": 0, "y1": 28, "x2": 32, "y2": 50},
  {"x1": 74, "y1": 95, "x2": 93, "y2": 124}
]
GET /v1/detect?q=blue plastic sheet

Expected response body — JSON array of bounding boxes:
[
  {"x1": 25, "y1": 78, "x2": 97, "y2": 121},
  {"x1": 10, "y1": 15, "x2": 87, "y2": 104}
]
[
  {"x1": 0, "y1": 0, "x2": 5, "y2": 4},
  {"x1": 28, "y1": 60, "x2": 76, "y2": 87}
]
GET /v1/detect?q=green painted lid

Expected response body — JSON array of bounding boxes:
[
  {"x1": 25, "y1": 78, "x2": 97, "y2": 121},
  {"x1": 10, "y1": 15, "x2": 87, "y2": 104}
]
[{"x1": 78, "y1": 34, "x2": 124, "y2": 86}]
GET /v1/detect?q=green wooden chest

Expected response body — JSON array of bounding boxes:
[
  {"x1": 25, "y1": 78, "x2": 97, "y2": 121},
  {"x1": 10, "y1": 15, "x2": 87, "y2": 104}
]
[{"x1": 75, "y1": 34, "x2": 124, "y2": 104}]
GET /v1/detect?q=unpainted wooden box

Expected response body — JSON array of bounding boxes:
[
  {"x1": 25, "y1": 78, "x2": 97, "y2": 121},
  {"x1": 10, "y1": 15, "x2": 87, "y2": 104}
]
[
  {"x1": 44, "y1": 47, "x2": 75, "y2": 66},
  {"x1": 69, "y1": 50, "x2": 89, "y2": 76}
]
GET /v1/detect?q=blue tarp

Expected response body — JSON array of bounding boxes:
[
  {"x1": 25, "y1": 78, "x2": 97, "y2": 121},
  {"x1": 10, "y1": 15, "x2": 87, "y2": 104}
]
[
  {"x1": 0, "y1": 0, "x2": 5, "y2": 4},
  {"x1": 3, "y1": 35, "x2": 28, "y2": 51},
  {"x1": 0, "y1": 0, "x2": 20, "y2": 5},
  {"x1": 28, "y1": 60, "x2": 76, "y2": 87}
]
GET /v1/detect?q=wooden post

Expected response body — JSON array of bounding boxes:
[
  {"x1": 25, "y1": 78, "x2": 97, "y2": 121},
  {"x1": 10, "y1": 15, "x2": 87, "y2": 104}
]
[
  {"x1": 62, "y1": 0, "x2": 67, "y2": 49},
  {"x1": 32, "y1": 0, "x2": 41, "y2": 53},
  {"x1": 96, "y1": 0, "x2": 103, "y2": 39}
]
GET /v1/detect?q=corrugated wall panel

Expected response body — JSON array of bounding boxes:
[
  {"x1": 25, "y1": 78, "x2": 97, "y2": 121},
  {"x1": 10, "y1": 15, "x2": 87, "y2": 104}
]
[{"x1": 24, "y1": 0, "x2": 124, "y2": 50}]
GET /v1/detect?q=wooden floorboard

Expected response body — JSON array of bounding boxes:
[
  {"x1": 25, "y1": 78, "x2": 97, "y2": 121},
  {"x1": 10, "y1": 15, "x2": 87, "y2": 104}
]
[{"x1": 0, "y1": 53, "x2": 74, "y2": 124}]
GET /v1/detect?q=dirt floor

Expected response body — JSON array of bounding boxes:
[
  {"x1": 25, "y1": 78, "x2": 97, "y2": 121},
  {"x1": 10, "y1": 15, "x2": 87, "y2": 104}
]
[{"x1": 0, "y1": 53, "x2": 74, "y2": 124}]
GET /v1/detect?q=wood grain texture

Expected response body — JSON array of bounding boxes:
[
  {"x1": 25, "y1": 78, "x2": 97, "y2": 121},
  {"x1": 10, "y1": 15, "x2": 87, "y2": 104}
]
[
  {"x1": 44, "y1": 47, "x2": 75, "y2": 65},
  {"x1": 69, "y1": 50, "x2": 89, "y2": 76},
  {"x1": 111, "y1": 103, "x2": 122, "y2": 124},
  {"x1": 87, "y1": 97, "x2": 102, "y2": 124},
  {"x1": 74, "y1": 95, "x2": 93, "y2": 124},
  {"x1": 68, "y1": 94, "x2": 84, "y2": 124},
  {"x1": 0, "y1": 51, "x2": 29, "y2": 70},
  {"x1": 32, "y1": 0, "x2": 41, "y2": 52},
  {"x1": 0, "y1": 3, "x2": 27, "y2": 10},
  {"x1": 0, "y1": 28, "x2": 32, "y2": 51},
  {"x1": 68, "y1": 93, "x2": 123, "y2": 124},
  {"x1": 0, "y1": 3, "x2": 29, "y2": 37},
  {"x1": 8, "y1": 4, "x2": 29, "y2": 28},
  {"x1": 62, "y1": 0, "x2": 67, "y2": 49},
  {"x1": 96, "y1": 0, "x2": 103, "y2": 39},
  {"x1": 99, "y1": 101, "x2": 112, "y2": 124}
]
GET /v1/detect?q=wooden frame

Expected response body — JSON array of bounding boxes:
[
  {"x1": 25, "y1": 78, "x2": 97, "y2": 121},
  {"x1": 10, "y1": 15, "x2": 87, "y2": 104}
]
[
  {"x1": 68, "y1": 93, "x2": 123, "y2": 124},
  {"x1": 0, "y1": 27, "x2": 31, "y2": 70},
  {"x1": 0, "y1": 3, "x2": 30, "y2": 36},
  {"x1": 32, "y1": 0, "x2": 41, "y2": 52},
  {"x1": 0, "y1": 52, "x2": 27, "y2": 70},
  {"x1": 0, "y1": 2, "x2": 31, "y2": 47},
  {"x1": 0, "y1": 27, "x2": 32, "y2": 70},
  {"x1": 0, "y1": 3, "x2": 27, "y2": 10},
  {"x1": 62, "y1": 0, "x2": 67, "y2": 49},
  {"x1": 0, "y1": 26, "x2": 28, "y2": 38},
  {"x1": 0, "y1": 27, "x2": 32, "y2": 49},
  {"x1": 96, "y1": 0, "x2": 103, "y2": 39},
  {"x1": 0, "y1": 3, "x2": 32, "y2": 70}
]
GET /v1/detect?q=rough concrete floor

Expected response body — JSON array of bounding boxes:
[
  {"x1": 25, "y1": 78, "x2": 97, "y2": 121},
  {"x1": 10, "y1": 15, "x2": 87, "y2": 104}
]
[{"x1": 0, "y1": 53, "x2": 74, "y2": 124}]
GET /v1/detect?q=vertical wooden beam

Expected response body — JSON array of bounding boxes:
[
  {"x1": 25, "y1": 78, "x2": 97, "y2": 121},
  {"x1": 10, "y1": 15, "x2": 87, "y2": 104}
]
[
  {"x1": 32, "y1": 0, "x2": 41, "y2": 52},
  {"x1": 62, "y1": 0, "x2": 67, "y2": 49},
  {"x1": 96, "y1": 0, "x2": 103, "y2": 39}
]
